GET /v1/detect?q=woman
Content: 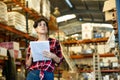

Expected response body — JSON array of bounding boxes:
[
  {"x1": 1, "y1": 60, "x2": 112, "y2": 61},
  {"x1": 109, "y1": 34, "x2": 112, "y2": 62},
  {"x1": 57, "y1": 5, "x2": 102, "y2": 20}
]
[{"x1": 26, "y1": 16, "x2": 63, "y2": 80}]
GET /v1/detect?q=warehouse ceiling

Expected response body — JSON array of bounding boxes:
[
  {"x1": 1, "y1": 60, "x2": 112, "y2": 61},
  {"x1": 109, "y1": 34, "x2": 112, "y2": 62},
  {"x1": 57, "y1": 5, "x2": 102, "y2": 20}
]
[{"x1": 50, "y1": 0, "x2": 106, "y2": 23}]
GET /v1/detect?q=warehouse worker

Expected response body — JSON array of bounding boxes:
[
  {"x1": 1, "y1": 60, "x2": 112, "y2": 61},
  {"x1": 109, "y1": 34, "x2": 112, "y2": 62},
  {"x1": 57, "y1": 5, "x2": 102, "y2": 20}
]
[{"x1": 26, "y1": 16, "x2": 63, "y2": 80}]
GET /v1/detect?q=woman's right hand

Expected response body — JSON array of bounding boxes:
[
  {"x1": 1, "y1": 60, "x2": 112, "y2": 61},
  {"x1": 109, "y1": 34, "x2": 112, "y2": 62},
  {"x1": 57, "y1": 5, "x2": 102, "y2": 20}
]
[
  {"x1": 29, "y1": 52, "x2": 32, "y2": 58},
  {"x1": 26, "y1": 52, "x2": 33, "y2": 67}
]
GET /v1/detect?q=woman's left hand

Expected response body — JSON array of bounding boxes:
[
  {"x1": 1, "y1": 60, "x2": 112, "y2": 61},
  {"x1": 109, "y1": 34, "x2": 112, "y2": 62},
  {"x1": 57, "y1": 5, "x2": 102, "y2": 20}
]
[
  {"x1": 43, "y1": 50, "x2": 56, "y2": 59},
  {"x1": 43, "y1": 50, "x2": 60, "y2": 63}
]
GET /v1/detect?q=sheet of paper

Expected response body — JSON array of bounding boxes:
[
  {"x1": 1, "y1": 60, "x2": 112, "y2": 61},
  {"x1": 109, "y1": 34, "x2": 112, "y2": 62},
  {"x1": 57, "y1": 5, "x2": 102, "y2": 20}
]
[{"x1": 30, "y1": 41, "x2": 51, "y2": 62}]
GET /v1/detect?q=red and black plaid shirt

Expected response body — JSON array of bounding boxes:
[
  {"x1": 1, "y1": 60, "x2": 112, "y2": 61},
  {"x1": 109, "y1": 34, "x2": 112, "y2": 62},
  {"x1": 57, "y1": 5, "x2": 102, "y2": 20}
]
[{"x1": 26, "y1": 38, "x2": 63, "y2": 80}]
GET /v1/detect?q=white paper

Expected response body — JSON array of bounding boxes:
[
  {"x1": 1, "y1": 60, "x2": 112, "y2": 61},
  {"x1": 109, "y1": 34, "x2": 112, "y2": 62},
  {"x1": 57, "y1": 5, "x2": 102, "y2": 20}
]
[{"x1": 30, "y1": 41, "x2": 51, "y2": 62}]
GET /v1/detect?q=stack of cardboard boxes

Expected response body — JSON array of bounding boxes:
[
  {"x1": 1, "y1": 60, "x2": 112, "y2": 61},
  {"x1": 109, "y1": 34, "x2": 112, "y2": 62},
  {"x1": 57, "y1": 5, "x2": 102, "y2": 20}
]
[
  {"x1": 103, "y1": 0, "x2": 118, "y2": 36},
  {"x1": 0, "y1": 42, "x2": 22, "y2": 59}
]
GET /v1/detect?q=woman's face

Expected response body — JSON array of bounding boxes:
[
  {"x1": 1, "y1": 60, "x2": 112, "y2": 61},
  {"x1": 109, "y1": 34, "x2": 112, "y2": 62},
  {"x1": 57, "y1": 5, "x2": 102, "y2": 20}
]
[{"x1": 35, "y1": 20, "x2": 48, "y2": 34}]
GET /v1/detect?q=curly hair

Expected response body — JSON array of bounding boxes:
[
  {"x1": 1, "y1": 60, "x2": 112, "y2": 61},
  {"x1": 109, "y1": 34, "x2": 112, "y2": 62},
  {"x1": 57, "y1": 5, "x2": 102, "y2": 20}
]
[{"x1": 33, "y1": 16, "x2": 49, "y2": 29}]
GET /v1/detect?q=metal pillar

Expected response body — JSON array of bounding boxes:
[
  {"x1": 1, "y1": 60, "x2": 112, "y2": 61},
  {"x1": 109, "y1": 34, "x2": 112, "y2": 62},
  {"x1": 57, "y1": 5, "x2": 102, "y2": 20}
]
[
  {"x1": 116, "y1": 0, "x2": 120, "y2": 67},
  {"x1": 116, "y1": 0, "x2": 120, "y2": 49},
  {"x1": 25, "y1": 1, "x2": 29, "y2": 34},
  {"x1": 25, "y1": 1, "x2": 29, "y2": 47}
]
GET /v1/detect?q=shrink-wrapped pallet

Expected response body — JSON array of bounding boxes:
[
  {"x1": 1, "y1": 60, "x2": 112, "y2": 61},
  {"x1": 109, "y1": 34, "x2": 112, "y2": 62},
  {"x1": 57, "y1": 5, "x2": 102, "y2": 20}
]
[
  {"x1": 9, "y1": 49, "x2": 19, "y2": 58},
  {"x1": 15, "y1": 24, "x2": 26, "y2": 33},
  {"x1": 82, "y1": 23, "x2": 93, "y2": 39},
  {"x1": 0, "y1": 1, "x2": 8, "y2": 22},
  {"x1": 103, "y1": 0, "x2": 116, "y2": 12},
  {"x1": 0, "y1": 41, "x2": 19, "y2": 50},
  {"x1": 42, "y1": 0, "x2": 51, "y2": 20},
  {"x1": 0, "y1": 47, "x2": 7, "y2": 56},
  {"x1": 28, "y1": 0, "x2": 40, "y2": 14},
  {"x1": 7, "y1": 12, "x2": 27, "y2": 33},
  {"x1": 7, "y1": 12, "x2": 26, "y2": 26},
  {"x1": 30, "y1": 28, "x2": 37, "y2": 38},
  {"x1": 28, "y1": 19, "x2": 34, "y2": 34},
  {"x1": 28, "y1": 19, "x2": 37, "y2": 37},
  {"x1": 28, "y1": 0, "x2": 50, "y2": 20}
]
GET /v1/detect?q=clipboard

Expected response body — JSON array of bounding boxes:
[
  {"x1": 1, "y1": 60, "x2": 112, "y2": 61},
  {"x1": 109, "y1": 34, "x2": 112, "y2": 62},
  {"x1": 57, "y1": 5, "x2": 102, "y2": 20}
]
[{"x1": 30, "y1": 41, "x2": 51, "y2": 62}]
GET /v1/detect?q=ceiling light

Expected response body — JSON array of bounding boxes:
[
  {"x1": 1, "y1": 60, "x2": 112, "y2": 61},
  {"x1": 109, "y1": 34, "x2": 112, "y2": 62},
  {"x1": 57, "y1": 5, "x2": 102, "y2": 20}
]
[
  {"x1": 57, "y1": 14, "x2": 76, "y2": 23},
  {"x1": 79, "y1": 18, "x2": 83, "y2": 21},
  {"x1": 65, "y1": 0, "x2": 73, "y2": 8},
  {"x1": 71, "y1": 34, "x2": 79, "y2": 37},
  {"x1": 53, "y1": 7, "x2": 61, "y2": 17}
]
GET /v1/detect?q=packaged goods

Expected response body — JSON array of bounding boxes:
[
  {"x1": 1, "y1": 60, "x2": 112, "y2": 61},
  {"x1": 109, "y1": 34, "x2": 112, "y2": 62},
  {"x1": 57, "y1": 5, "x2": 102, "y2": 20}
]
[
  {"x1": 0, "y1": 42, "x2": 19, "y2": 50},
  {"x1": 7, "y1": 12, "x2": 26, "y2": 32},
  {"x1": 0, "y1": 1, "x2": 8, "y2": 22}
]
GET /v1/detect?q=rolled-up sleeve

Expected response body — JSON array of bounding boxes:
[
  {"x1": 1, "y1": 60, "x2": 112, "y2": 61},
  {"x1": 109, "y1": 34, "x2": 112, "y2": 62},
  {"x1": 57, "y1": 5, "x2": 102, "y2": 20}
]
[
  {"x1": 55, "y1": 40, "x2": 64, "y2": 65},
  {"x1": 26, "y1": 46, "x2": 30, "y2": 60}
]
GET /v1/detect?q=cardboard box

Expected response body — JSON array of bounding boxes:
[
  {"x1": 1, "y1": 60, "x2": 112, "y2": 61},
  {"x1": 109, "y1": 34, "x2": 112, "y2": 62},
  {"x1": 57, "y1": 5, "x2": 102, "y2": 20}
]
[
  {"x1": 18, "y1": 50, "x2": 22, "y2": 58},
  {"x1": 112, "y1": 62, "x2": 118, "y2": 68},
  {"x1": 82, "y1": 23, "x2": 93, "y2": 39},
  {"x1": 82, "y1": 31, "x2": 93, "y2": 39},
  {"x1": 69, "y1": 72, "x2": 78, "y2": 80},
  {"x1": 0, "y1": 47, "x2": 7, "y2": 56},
  {"x1": 97, "y1": 45, "x2": 105, "y2": 54},
  {"x1": 9, "y1": 49, "x2": 19, "y2": 58},
  {"x1": 62, "y1": 71, "x2": 78, "y2": 80},
  {"x1": 82, "y1": 23, "x2": 93, "y2": 31},
  {"x1": 105, "y1": 11, "x2": 116, "y2": 21},
  {"x1": 70, "y1": 46, "x2": 82, "y2": 53},
  {"x1": 112, "y1": 22, "x2": 118, "y2": 30},
  {"x1": 0, "y1": 42, "x2": 19, "y2": 50},
  {"x1": 117, "y1": 75, "x2": 120, "y2": 80},
  {"x1": 103, "y1": 0, "x2": 116, "y2": 12}
]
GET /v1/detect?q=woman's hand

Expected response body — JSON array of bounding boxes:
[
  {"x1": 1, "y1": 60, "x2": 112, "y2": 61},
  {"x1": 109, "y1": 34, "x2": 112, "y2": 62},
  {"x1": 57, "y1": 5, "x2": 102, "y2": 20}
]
[
  {"x1": 26, "y1": 52, "x2": 33, "y2": 67},
  {"x1": 43, "y1": 50, "x2": 60, "y2": 63},
  {"x1": 43, "y1": 50, "x2": 55, "y2": 59}
]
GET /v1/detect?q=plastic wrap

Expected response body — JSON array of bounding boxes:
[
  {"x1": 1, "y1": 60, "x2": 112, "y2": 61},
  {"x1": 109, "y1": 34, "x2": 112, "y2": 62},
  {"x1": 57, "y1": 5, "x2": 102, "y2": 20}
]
[
  {"x1": 42, "y1": 0, "x2": 51, "y2": 20},
  {"x1": 0, "y1": 1, "x2": 8, "y2": 22},
  {"x1": 28, "y1": 0, "x2": 51, "y2": 20},
  {"x1": 7, "y1": 12, "x2": 26, "y2": 33},
  {"x1": 28, "y1": 19, "x2": 34, "y2": 34},
  {"x1": 28, "y1": 0, "x2": 41, "y2": 13}
]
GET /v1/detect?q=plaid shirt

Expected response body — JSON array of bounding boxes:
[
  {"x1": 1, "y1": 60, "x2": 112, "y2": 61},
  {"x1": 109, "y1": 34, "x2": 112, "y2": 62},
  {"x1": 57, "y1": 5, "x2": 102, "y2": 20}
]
[{"x1": 26, "y1": 38, "x2": 63, "y2": 80}]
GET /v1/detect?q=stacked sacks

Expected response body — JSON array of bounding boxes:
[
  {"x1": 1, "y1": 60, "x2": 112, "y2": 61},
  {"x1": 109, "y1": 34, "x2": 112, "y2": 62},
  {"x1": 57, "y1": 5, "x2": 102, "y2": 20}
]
[
  {"x1": 42, "y1": 0, "x2": 51, "y2": 20},
  {"x1": 30, "y1": 28, "x2": 37, "y2": 38},
  {"x1": 28, "y1": 0, "x2": 50, "y2": 20},
  {"x1": 28, "y1": 19, "x2": 34, "y2": 34},
  {"x1": 28, "y1": 0, "x2": 40, "y2": 14},
  {"x1": 28, "y1": 19, "x2": 37, "y2": 37},
  {"x1": 0, "y1": 1, "x2": 8, "y2": 23},
  {"x1": 7, "y1": 12, "x2": 27, "y2": 33}
]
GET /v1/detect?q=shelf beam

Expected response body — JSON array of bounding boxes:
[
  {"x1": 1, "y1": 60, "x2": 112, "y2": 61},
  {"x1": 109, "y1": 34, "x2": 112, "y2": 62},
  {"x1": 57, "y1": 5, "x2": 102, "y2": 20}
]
[
  {"x1": 0, "y1": 23, "x2": 36, "y2": 41},
  {"x1": 79, "y1": 69, "x2": 120, "y2": 73},
  {"x1": 101, "y1": 69, "x2": 120, "y2": 73},
  {"x1": 62, "y1": 37, "x2": 108, "y2": 45},
  {"x1": 70, "y1": 53, "x2": 115, "y2": 59},
  {"x1": 0, "y1": 35, "x2": 9, "y2": 40}
]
